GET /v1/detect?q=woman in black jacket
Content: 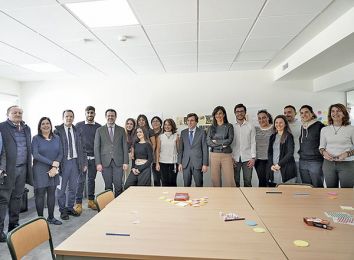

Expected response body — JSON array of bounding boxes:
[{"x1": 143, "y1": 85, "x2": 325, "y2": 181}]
[{"x1": 266, "y1": 115, "x2": 297, "y2": 187}]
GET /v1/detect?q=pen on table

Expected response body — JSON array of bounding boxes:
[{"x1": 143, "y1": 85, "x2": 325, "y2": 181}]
[
  {"x1": 266, "y1": 191, "x2": 282, "y2": 194},
  {"x1": 106, "y1": 233, "x2": 130, "y2": 236}
]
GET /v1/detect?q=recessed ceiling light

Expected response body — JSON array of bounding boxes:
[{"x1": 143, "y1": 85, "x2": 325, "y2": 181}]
[
  {"x1": 21, "y1": 63, "x2": 64, "y2": 72},
  {"x1": 65, "y1": 0, "x2": 139, "y2": 28}
]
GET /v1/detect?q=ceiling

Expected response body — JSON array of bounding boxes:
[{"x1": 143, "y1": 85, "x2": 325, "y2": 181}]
[{"x1": 0, "y1": 0, "x2": 352, "y2": 82}]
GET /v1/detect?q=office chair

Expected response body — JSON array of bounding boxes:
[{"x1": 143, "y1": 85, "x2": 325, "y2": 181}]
[
  {"x1": 7, "y1": 217, "x2": 55, "y2": 260},
  {"x1": 94, "y1": 189, "x2": 115, "y2": 212},
  {"x1": 276, "y1": 183, "x2": 314, "y2": 188}
]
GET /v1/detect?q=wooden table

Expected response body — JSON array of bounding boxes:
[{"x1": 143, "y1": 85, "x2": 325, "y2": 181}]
[
  {"x1": 55, "y1": 187, "x2": 286, "y2": 260},
  {"x1": 240, "y1": 188, "x2": 354, "y2": 260}
]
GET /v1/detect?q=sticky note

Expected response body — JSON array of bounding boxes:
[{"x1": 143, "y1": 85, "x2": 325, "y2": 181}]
[
  {"x1": 253, "y1": 227, "x2": 265, "y2": 233},
  {"x1": 294, "y1": 240, "x2": 309, "y2": 247}
]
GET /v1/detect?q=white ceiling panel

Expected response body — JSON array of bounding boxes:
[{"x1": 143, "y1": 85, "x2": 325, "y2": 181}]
[
  {"x1": 237, "y1": 50, "x2": 277, "y2": 61},
  {"x1": 199, "y1": 0, "x2": 265, "y2": 20},
  {"x1": 230, "y1": 60, "x2": 269, "y2": 70},
  {"x1": 144, "y1": 23, "x2": 197, "y2": 43},
  {"x1": 0, "y1": 0, "x2": 54, "y2": 10},
  {"x1": 199, "y1": 38, "x2": 243, "y2": 54},
  {"x1": 261, "y1": 0, "x2": 333, "y2": 17},
  {"x1": 198, "y1": 63, "x2": 231, "y2": 72},
  {"x1": 198, "y1": 53, "x2": 235, "y2": 64},
  {"x1": 199, "y1": 18, "x2": 253, "y2": 41},
  {"x1": 0, "y1": 42, "x2": 42, "y2": 64},
  {"x1": 129, "y1": 0, "x2": 197, "y2": 25},
  {"x1": 154, "y1": 41, "x2": 196, "y2": 56},
  {"x1": 111, "y1": 45, "x2": 157, "y2": 60},
  {"x1": 250, "y1": 14, "x2": 315, "y2": 38},
  {"x1": 242, "y1": 36, "x2": 293, "y2": 51},
  {"x1": 92, "y1": 25, "x2": 151, "y2": 46},
  {"x1": 160, "y1": 54, "x2": 197, "y2": 67},
  {"x1": 165, "y1": 64, "x2": 197, "y2": 73}
]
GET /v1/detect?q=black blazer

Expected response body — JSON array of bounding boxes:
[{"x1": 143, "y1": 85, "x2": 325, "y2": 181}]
[
  {"x1": 0, "y1": 120, "x2": 33, "y2": 189},
  {"x1": 266, "y1": 132, "x2": 297, "y2": 183}
]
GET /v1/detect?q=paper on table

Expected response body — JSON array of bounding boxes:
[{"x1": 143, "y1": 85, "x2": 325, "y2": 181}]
[{"x1": 340, "y1": 206, "x2": 354, "y2": 210}]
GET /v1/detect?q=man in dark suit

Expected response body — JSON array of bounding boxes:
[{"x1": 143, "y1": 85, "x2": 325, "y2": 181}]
[
  {"x1": 0, "y1": 106, "x2": 33, "y2": 242},
  {"x1": 55, "y1": 110, "x2": 87, "y2": 220},
  {"x1": 94, "y1": 109, "x2": 128, "y2": 197},
  {"x1": 178, "y1": 113, "x2": 209, "y2": 187}
]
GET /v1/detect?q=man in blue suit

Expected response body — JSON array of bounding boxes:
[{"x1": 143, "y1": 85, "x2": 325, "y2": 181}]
[
  {"x1": 178, "y1": 113, "x2": 209, "y2": 187},
  {"x1": 0, "y1": 106, "x2": 32, "y2": 242}
]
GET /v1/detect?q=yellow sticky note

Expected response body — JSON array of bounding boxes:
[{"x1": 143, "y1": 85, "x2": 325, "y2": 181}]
[
  {"x1": 253, "y1": 227, "x2": 266, "y2": 233},
  {"x1": 159, "y1": 196, "x2": 165, "y2": 200},
  {"x1": 294, "y1": 240, "x2": 309, "y2": 247}
]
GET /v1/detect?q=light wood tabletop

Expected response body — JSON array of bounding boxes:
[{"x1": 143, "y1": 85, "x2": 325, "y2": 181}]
[
  {"x1": 240, "y1": 187, "x2": 354, "y2": 260},
  {"x1": 55, "y1": 187, "x2": 286, "y2": 260}
]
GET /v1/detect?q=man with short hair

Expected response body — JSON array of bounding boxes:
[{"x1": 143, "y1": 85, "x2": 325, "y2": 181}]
[
  {"x1": 178, "y1": 113, "x2": 209, "y2": 187},
  {"x1": 232, "y1": 104, "x2": 256, "y2": 187},
  {"x1": 74, "y1": 106, "x2": 101, "y2": 213},
  {"x1": 0, "y1": 106, "x2": 32, "y2": 242},
  {"x1": 94, "y1": 109, "x2": 128, "y2": 197},
  {"x1": 284, "y1": 105, "x2": 302, "y2": 183},
  {"x1": 55, "y1": 110, "x2": 87, "y2": 220}
]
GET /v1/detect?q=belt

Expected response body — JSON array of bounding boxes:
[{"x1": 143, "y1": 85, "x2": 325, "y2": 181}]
[{"x1": 87, "y1": 156, "x2": 95, "y2": 160}]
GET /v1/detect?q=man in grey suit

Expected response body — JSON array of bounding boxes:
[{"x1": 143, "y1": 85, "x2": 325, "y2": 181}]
[
  {"x1": 178, "y1": 113, "x2": 209, "y2": 187},
  {"x1": 0, "y1": 106, "x2": 32, "y2": 242},
  {"x1": 94, "y1": 109, "x2": 128, "y2": 197}
]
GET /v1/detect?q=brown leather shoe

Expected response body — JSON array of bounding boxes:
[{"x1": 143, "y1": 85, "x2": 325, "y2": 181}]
[
  {"x1": 73, "y1": 203, "x2": 82, "y2": 215},
  {"x1": 88, "y1": 200, "x2": 97, "y2": 210}
]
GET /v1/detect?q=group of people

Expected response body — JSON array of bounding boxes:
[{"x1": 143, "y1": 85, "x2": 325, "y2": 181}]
[{"x1": 0, "y1": 102, "x2": 353, "y2": 243}]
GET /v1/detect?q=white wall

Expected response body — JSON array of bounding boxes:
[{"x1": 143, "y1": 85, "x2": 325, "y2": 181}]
[
  {"x1": 0, "y1": 78, "x2": 21, "y2": 121},
  {"x1": 20, "y1": 70, "x2": 344, "y2": 129}
]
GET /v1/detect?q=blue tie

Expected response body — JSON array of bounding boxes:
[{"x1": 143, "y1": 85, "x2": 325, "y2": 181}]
[
  {"x1": 68, "y1": 127, "x2": 73, "y2": 158},
  {"x1": 189, "y1": 130, "x2": 193, "y2": 145}
]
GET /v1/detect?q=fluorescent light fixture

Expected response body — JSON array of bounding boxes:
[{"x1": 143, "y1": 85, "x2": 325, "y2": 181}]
[
  {"x1": 21, "y1": 63, "x2": 64, "y2": 72},
  {"x1": 65, "y1": 0, "x2": 138, "y2": 28}
]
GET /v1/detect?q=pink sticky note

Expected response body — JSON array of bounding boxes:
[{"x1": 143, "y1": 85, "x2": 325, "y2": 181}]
[{"x1": 328, "y1": 192, "x2": 337, "y2": 196}]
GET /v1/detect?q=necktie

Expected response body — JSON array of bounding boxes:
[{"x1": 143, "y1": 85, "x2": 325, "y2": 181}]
[
  {"x1": 68, "y1": 127, "x2": 74, "y2": 158},
  {"x1": 109, "y1": 126, "x2": 114, "y2": 142},
  {"x1": 189, "y1": 130, "x2": 193, "y2": 145}
]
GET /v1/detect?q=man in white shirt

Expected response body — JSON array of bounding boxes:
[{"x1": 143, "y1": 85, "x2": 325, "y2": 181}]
[
  {"x1": 284, "y1": 105, "x2": 302, "y2": 183},
  {"x1": 232, "y1": 104, "x2": 256, "y2": 187}
]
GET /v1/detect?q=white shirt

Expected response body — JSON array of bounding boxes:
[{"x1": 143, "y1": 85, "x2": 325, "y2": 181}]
[
  {"x1": 159, "y1": 133, "x2": 178, "y2": 163},
  {"x1": 232, "y1": 120, "x2": 256, "y2": 162},
  {"x1": 64, "y1": 125, "x2": 78, "y2": 159}
]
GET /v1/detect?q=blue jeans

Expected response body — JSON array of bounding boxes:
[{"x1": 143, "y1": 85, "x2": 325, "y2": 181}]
[{"x1": 299, "y1": 160, "x2": 323, "y2": 187}]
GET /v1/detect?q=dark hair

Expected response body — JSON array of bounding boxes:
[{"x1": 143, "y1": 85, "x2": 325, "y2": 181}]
[
  {"x1": 137, "y1": 114, "x2": 151, "y2": 129},
  {"x1": 135, "y1": 126, "x2": 151, "y2": 144},
  {"x1": 85, "y1": 106, "x2": 95, "y2": 112},
  {"x1": 234, "y1": 103, "x2": 247, "y2": 113},
  {"x1": 257, "y1": 109, "x2": 273, "y2": 124},
  {"x1": 151, "y1": 116, "x2": 162, "y2": 126},
  {"x1": 125, "y1": 118, "x2": 136, "y2": 131},
  {"x1": 37, "y1": 117, "x2": 53, "y2": 139},
  {"x1": 163, "y1": 118, "x2": 177, "y2": 134},
  {"x1": 273, "y1": 115, "x2": 291, "y2": 144},
  {"x1": 212, "y1": 106, "x2": 229, "y2": 125},
  {"x1": 299, "y1": 105, "x2": 317, "y2": 119},
  {"x1": 284, "y1": 105, "x2": 296, "y2": 113},
  {"x1": 105, "y1": 109, "x2": 117, "y2": 116},
  {"x1": 62, "y1": 109, "x2": 74, "y2": 118},
  {"x1": 6, "y1": 105, "x2": 21, "y2": 116},
  {"x1": 187, "y1": 113, "x2": 198, "y2": 123},
  {"x1": 328, "y1": 103, "x2": 350, "y2": 126}
]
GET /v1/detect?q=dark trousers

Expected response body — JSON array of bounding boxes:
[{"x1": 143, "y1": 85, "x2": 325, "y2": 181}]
[
  {"x1": 102, "y1": 160, "x2": 123, "y2": 197},
  {"x1": 76, "y1": 159, "x2": 97, "y2": 202},
  {"x1": 255, "y1": 159, "x2": 268, "y2": 187},
  {"x1": 182, "y1": 164, "x2": 203, "y2": 187},
  {"x1": 35, "y1": 186, "x2": 56, "y2": 219},
  {"x1": 0, "y1": 165, "x2": 26, "y2": 232},
  {"x1": 124, "y1": 167, "x2": 151, "y2": 189},
  {"x1": 299, "y1": 159, "x2": 323, "y2": 188},
  {"x1": 57, "y1": 159, "x2": 79, "y2": 213},
  {"x1": 322, "y1": 160, "x2": 354, "y2": 188},
  {"x1": 160, "y1": 163, "x2": 177, "y2": 187},
  {"x1": 152, "y1": 163, "x2": 162, "y2": 187},
  {"x1": 234, "y1": 159, "x2": 253, "y2": 187}
]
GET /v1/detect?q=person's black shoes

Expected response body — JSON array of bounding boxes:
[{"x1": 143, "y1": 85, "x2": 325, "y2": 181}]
[
  {"x1": 0, "y1": 232, "x2": 6, "y2": 243},
  {"x1": 8, "y1": 223, "x2": 19, "y2": 233},
  {"x1": 60, "y1": 210, "x2": 69, "y2": 220},
  {"x1": 47, "y1": 217, "x2": 62, "y2": 225},
  {"x1": 67, "y1": 209, "x2": 80, "y2": 217}
]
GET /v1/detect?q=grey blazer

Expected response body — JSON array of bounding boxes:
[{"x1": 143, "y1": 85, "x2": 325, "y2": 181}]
[
  {"x1": 177, "y1": 127, "x2": 209, "y2": 169},
  {"x1": 94, "y1": 124, "x2": 128, "y2": 167}
]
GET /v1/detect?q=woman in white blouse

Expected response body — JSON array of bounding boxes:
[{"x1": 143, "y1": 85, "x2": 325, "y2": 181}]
[{"x1": 319, "y1": 103, "x2": 354, "y2": 188}]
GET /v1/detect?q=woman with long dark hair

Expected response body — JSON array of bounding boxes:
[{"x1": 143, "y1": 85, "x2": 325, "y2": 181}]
[
  {"x1": 319, "y1": 103, "x2": 354, "y2": 188},
  {"x1": 207, "y1": 106, "x2": 235, "y2": 187},
  {"x1": 266, "y1": 115, "x2": 297, "y2": 186},
  {"x1": 124, "y1": 127, "x2": 153, "y2": 189},
  {"x1": 32, "y1": 117, "x2": 63, "y2": 225}
]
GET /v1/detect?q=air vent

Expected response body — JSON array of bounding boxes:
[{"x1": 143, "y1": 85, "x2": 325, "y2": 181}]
[{"x1": 282, "y1": 62, "x2": 289, "y2": 70}]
